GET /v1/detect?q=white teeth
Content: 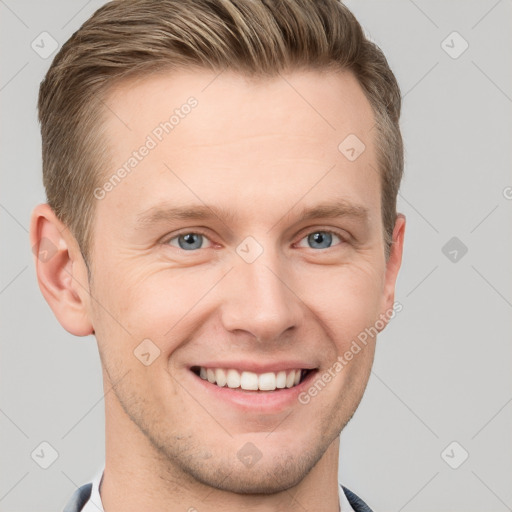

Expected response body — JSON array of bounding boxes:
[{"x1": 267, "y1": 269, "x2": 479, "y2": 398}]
[
  {"x1": 240, "y1": 371, "x2": 259, "y2": 390},
  {"x1": 215, "y1": 368, "x2": 227, "y2": 387},
  {"x1": 196, "y1": 367, "x2": 306, "y2": 391},
  {"x1": 276, "y1": 371, "x2": 286, "y2": 388},
  {"x1": 226, "y1": 369, "x2": 240, "y2": 388},
  {"x1": 286, "y1": 370, "x2": 295, "y2": 388},
  {"x1": 259, "y1": 372, "x2": 276, "y2": 391},
  {"x1": 207, "y1": 368, "x2": 216, "y2": 383}
]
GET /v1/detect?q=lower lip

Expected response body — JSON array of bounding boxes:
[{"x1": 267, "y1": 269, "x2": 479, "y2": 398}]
[{"x1": 189, "y1": 370, "x2": 318, "y2": 412}]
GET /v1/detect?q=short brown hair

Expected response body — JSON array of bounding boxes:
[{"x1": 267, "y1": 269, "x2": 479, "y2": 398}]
[{"x1": 38, "y1": 0, "x2": 403, "y2": 265}]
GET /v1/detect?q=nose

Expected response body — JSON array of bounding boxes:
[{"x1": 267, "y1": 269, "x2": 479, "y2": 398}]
[{"x1": 219, "y1": 244, "x2": 304, "y2": 343}]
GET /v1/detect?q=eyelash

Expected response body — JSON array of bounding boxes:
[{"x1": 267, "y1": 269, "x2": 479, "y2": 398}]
[{"x1": 163, "y1": 228, "x2": 348, "y2": 252}]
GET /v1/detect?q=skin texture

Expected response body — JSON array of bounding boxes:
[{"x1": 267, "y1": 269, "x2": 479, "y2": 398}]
[{"x1": 31, "y1": 68, "x2": 405, "y2": 512}]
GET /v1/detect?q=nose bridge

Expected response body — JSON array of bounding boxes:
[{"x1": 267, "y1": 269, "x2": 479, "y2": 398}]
[{"x1": 220, "y1": 238, "x2": 302, "y2": 341}]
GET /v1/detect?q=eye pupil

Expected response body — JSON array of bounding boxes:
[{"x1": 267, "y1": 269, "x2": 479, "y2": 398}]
[
  {"x1": 178, "y1": 233, "x2": 202, "y2": 250},
  {"x1": 308, "y1": 231, "x2": 332, "y2": 249}
]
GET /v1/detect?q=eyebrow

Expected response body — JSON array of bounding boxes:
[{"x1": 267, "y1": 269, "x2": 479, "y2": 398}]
[{"x1": 135, "y1": 199, "x2": 370, "y2": 230}]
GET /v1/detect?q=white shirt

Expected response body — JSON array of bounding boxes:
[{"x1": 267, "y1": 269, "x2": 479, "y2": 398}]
[
  {"x1": 80, "y1": 466, "x2": 104, "y2": 512},
  {"x1": 81, "y1": 465, "x2": 355, "y2": 512}
]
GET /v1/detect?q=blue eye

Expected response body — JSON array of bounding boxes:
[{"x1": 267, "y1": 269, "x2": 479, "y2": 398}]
[
  {"x1": 165, "y1": 229, "x2": 344, "y2": 252},
  {"x1": 297, "y1": 230, "x2": 343, "y2": 250},
  {"x1": 168, "y1": 232, "x2": 211, "y2": 251}
]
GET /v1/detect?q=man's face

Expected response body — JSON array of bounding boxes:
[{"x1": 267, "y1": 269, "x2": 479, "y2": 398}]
[{"x1": 86, "y1": 68, "x2": 401, "y2": 492}]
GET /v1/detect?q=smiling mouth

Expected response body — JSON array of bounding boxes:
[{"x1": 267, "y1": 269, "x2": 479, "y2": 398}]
[{"x1": 191, "y1": 366, "x2": 316, "y2": 392}]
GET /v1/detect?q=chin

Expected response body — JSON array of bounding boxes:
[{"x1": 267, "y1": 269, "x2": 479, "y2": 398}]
[{"x1": 179, "y1": 447, "x2": 321, "y2": 495}]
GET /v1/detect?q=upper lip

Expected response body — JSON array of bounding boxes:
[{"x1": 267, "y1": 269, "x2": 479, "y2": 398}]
[{"x1": 190, "y1": 361, "x2": 318, "y2": 373}]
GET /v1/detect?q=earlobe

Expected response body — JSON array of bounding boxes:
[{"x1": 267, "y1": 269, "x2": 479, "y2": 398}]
[
  {"x1": 30, "y1": 204, "x2": 94, "y2": 337},
  {"x1": 378, "y1": 213, "x2": 406, "y2": 330}
]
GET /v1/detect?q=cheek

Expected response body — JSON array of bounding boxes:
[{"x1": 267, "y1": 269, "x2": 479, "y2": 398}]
[
  {"x1": 92, "y1": 262, "x2": 219, "y2": 356},
  {"x1": 295, "y1": 260, "x2": 385, "y2": 341}
]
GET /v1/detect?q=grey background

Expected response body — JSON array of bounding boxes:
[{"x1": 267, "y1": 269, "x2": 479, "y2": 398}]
[{"x1": 1, "y1": 0, "x2": 511, "y2": 510}]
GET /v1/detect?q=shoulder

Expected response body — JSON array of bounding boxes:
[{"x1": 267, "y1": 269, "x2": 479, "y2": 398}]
[
  {"x1": 341, "y1": 485, "x2": 375, "y2": 512},
  {"x1": 63, "y1": 483, "x2": 92, "y2": 512}
]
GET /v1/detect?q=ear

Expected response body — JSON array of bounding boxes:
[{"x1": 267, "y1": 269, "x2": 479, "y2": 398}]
[
  {"x1": 29, "y1": 203, "x2": 94, "y2": 336},
  {"x1": 377, "y1": 213, "x2": 406, "y2": 329}
]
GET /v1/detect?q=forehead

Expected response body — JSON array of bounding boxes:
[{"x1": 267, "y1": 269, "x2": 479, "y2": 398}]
[
  {"x1": 103, "y1": 67, "x2": 375, "y2": 150},
  {"x1": 97, "y1": 68, "x2": 379, "y2": 227}
]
